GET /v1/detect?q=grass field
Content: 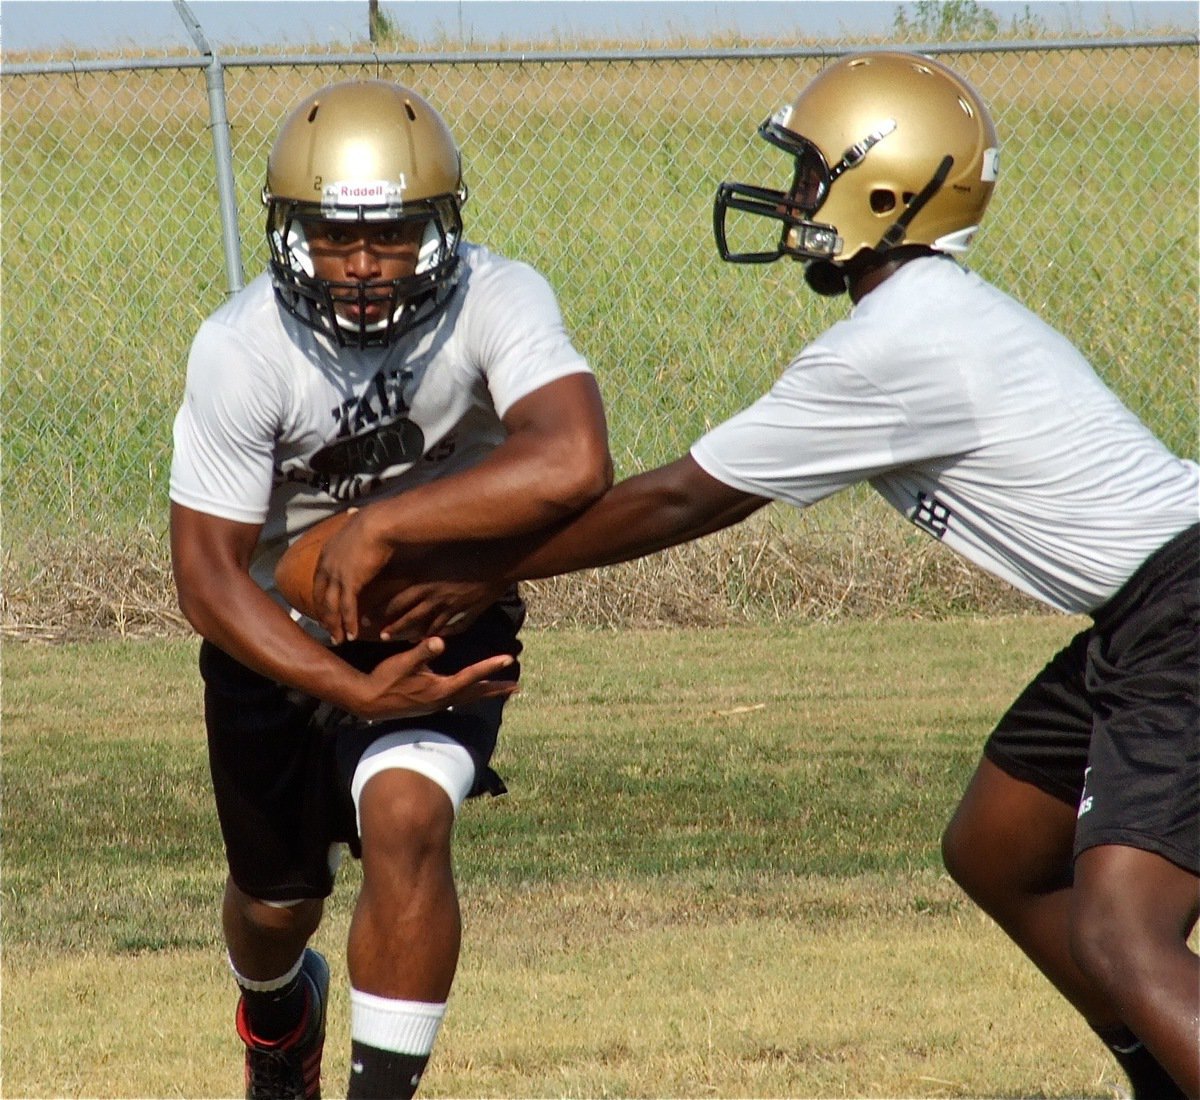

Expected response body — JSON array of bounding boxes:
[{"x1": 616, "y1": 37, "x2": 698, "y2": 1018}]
[{"x1": 2, "y1": 614, "x2": 1146, "y2": 1099}]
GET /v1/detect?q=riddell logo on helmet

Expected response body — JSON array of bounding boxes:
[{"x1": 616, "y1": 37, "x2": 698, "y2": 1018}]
[
  {"x1": 329, "y1": 178, "x2": 405, "y2": 205},
  {"x1": 338, "y1": 182, "x2": 385, "y2": 202}
]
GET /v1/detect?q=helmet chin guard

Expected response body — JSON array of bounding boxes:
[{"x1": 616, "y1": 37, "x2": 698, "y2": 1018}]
[{"x1": 803, "y1": 260, "x2": 849, "y2": 297}]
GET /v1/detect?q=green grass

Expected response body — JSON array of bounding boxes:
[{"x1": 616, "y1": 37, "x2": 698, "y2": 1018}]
[
  {"x1": 4, "y1": 616, "x2": 1144, "y2": 1098},
  {"x1": 2, "y1": 44, "x2": 1197, "y2": 591}
]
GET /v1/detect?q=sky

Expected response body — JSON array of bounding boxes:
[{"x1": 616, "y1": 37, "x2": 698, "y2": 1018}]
[{"x1": 2, "y1": 0, "x2": 1196, "y2": 55}]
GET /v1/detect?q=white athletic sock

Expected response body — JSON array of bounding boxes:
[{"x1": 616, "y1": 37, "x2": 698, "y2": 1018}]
[
  {"x1": 350, "y1": 988, "x2": 446, "y2": 1055},
  {"x1": 228, "y1": 950, "x2": 305, "y2": 992},
  {"x1": 348, "y1": 991, "x2": 446, "y2": 1098},
  {"x1": 230, "y1": 951, "x2": 309, "y2": 1041}
]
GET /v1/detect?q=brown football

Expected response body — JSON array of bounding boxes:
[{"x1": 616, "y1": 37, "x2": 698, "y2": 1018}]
[
  {"x1": 274, "y1": 510, "x2": 354, "y2": 621},
  {"x1": 275, "y1": 511, "x2": 410, "y2": 638}
]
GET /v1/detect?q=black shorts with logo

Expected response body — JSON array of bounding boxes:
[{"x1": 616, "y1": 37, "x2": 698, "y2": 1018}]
[
  {"x1": 201, "y1": 600, "x2": 523, "y2": 902},
  {"x1": 984, "y1": 523, "x2": 1198, "y2": 874}
]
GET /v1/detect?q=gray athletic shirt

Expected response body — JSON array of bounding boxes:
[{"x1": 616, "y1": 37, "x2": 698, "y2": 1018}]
[
  {"x1": 690, "y1": 256, "x2": 1198, "y2": 615},
  {"x1": 170, "y1": 242, "x2": 592, "y2": 617}
]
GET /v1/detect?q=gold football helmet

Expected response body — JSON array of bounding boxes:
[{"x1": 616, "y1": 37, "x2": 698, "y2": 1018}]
[
  {"x1": 263, "y1": 80, "x2": 467, "y2": 347},
  {"x1": 714, "y1": 51, "x2": 999, "y2": 291}
]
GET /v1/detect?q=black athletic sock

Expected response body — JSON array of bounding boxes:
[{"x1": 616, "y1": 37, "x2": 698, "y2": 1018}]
[
  {"x1": 1092, "y1": 1023, "x2": 1188, "y2": 1100},
  {"x1": 238, "y1": 968, "x2": 309, "y2": 1043},
  {"x1": 346, "y1": 1040, "x2": 431, "y2": 1099}
]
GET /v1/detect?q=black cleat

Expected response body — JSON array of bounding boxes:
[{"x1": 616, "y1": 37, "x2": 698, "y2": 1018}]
[{"x1": 237, "y1": 948, "x2": 330, "y2": 1100}]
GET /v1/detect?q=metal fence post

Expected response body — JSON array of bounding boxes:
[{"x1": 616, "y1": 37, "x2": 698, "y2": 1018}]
[{"x1": 174, "y1": 0, "x2": 244, "y2": 294}]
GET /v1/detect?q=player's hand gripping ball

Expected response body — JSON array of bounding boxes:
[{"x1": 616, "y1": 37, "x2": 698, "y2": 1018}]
[{"x1": 275, "y1": 510, "x2": 396, "y2": 638}]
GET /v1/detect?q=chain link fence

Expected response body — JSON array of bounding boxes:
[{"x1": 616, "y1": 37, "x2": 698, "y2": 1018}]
[{"x1": 2, "y1": 29, "x2": 1197, "y2": 634}]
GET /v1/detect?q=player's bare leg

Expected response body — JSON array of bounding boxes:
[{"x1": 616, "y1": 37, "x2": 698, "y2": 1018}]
[
  {"x1": 346, "y1": 768, "x2": 461, "y2": 1098},
  {"x1": 223, "y1": 881, "x2": 329, "y2": 1097},
  {"x1": 942, "y1": 758, "x2": 1192, "y2": 1098},
  {"x1": 942, "y1": 759, "x2": 1113, "y2": 1015},
  {"x1": 223, "y1": 880, "x2": 324, "y2": 981},
  {"x1": 1071, "y1": 844, "x2": 1200, "y2": 1097}
]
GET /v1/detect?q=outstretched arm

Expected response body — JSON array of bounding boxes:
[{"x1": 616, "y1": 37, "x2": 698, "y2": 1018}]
[
  {"x1": 496, "y1": 455, "x2": 770, "y2": 579},
  {"x1": 171, "y1": 503, "x2": 518, "y2": 721},
  {"x1": 276, "y1": 455, "x2": 770, "y2": 637}
]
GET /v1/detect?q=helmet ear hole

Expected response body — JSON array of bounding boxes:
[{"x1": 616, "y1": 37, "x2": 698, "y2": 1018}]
[{"x1": 870, "y1": 189, "x2": 897, "y2": 214}]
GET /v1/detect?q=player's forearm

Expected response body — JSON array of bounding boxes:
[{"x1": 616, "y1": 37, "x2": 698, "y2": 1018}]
[
  {"x1": 497, "y1": 457, "x2": 767, "y2": 582},
  {"x1": 175, "y1": 563, "x2": 370, "y2": 711},
  {"x1": 494, "y1": 481, "x2": 686, "y2": 580},
  {"x1": 365, "y1": 434, "x2": 612, "y2": 548}
]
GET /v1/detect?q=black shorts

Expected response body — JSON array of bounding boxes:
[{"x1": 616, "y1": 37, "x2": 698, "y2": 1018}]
[
  {"x1": 984, "y1": 523, "x2": 1198, "y2": 873},
  {"x1": 201, "y1": 600, "x2": 523, "y2": 902}
]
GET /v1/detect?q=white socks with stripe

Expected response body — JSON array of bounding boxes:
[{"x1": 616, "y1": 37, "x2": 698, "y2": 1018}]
[
  {"x1": 346, "y1": 990, "x2": 446, "y2": 1099},
  {"x1": 230, "y1": 951, "x2": 309, "y2": 1041}
]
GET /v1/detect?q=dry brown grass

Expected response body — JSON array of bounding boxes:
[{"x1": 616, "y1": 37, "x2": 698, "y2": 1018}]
[
  {"x1": 1, "y1": 618, "x2": 1112, "y2": 1098},
  {"x1": 1, "y1": 525, "x2": 187, "y2": 642},
  {"x1": 1, "y1": 872, "x2": 1126, "y2": 1098},
  {"x1": 524, "y1": 508, "x2": 1038, "y2": 630},
  {"x1": 1, "y1": 506, "x2": 1038, "y2": 643},
  {"x1": 7, "y1": 39, "x2": 1194, "y2": 137}
]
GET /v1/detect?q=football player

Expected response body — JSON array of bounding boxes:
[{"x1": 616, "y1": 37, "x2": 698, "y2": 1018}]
[
  {"x1": 169, "y1": 79, "x2": 611, "y2": 1099},
  {"x1": 296, "y1": 53, "x2": 1199, "y2": 1098}
]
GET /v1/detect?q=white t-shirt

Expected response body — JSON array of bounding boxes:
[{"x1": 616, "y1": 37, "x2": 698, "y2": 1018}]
[
  {"x1": 690, "y1": 256, "x2": 1198, "y2": 615},
  {"x1": 171, "y1": 242, "x2": 592, "y2": 612}
]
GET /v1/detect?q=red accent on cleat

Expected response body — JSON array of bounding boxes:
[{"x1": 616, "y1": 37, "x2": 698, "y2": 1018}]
[{"x1": 237, "y1": 949, "x2": 330, "y2": 1100}]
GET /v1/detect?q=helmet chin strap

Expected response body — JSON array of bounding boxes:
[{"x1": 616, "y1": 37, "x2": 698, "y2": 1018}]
[
  {"x1": 805, "y1": 154, "x2": 956, "y2": 298},
  {"x1": 874, "y1": 155, "x2": 954, "y2": 253}
]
